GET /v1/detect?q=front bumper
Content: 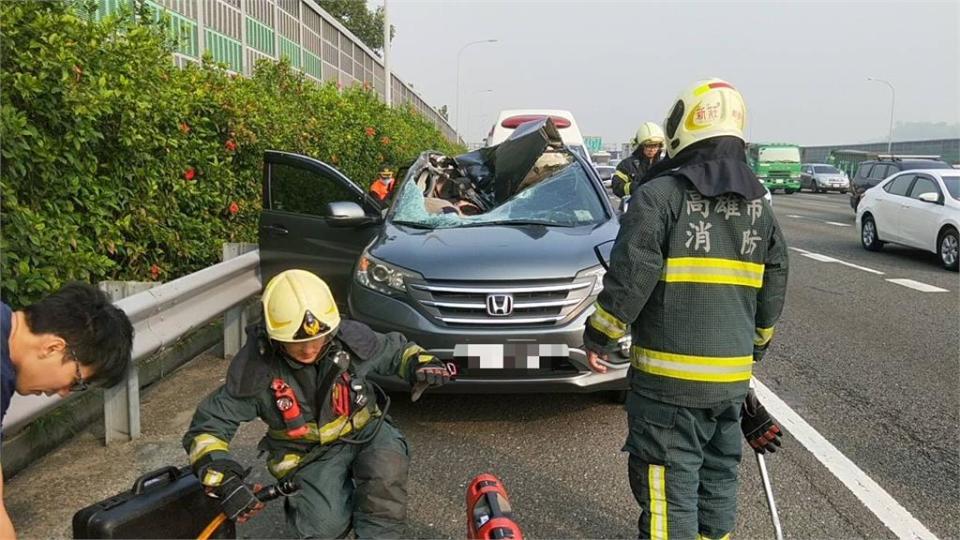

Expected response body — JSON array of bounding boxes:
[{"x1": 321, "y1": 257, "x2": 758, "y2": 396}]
[
  {"x1": 348, "y1": 284, "x2": 629, "y2": 393},
  {"x1": 761, "y1": 178, "x2": 800, "y2": 190},
  {"x1": 817, "y1": 178, "x2": 849, "y2": 190}
]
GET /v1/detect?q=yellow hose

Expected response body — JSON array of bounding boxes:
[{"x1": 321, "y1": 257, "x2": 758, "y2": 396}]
[{"x1": 197, "y1": 513, "x2": 228, "y2": 540}]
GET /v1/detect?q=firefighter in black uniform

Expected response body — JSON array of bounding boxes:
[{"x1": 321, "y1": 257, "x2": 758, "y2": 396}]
[
  {"x1": 183, "y1": 269, "x2": 450, "y2": 538},
  {"x1": 612, "y1": 121, "x2": 666, "y2": 200},
  {"x1": 584, "y1": 78, "x2": 788, "y2": 540}
]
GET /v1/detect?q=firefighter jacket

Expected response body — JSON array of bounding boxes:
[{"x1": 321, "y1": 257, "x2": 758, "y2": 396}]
[
  {"x1": 585, "y1": 156, "x2": 789, "y2": 408},
  {"x1": 611, "y1": 150, "x2": 660, "y2": 198},
  {"x1": 183, "y1": 320, "x2": 432, "y2": 480}
]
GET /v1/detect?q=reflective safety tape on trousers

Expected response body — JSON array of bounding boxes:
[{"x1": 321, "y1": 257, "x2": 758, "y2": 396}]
[
  {"x1": 662, "y1": 257, "x2": 764, "y2": 289},
  {"x1": 267, "y1": 405, "x2": 378, "y2": 444},
  {"x1": 648, "y1": 464, "x2": 668, "y2": 540},
  {"x1": 632, "y1": 346, "x2": 753, "y2": 383}
]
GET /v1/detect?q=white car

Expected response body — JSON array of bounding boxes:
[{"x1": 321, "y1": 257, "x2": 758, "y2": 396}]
[
  {"x1": 487, "y1": 109, "x2": 589, "y2": 161},
  {"x1": 856, "y1": 169, "x2": 960, "y2": 270}
]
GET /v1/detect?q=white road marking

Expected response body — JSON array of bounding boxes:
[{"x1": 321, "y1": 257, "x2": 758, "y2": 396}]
[
  {"x1": 753, "y1": 378, "x2": 940, "y2": 540},
  {"x1": 789, "y1": 247, "x2": 885, "y2": 275},
  {"x1": 785, "y1": 215, "x2": 854, "y2": 227},
  {"x1": 885, "y1": 279, "x2": 949, "y2": 293}
]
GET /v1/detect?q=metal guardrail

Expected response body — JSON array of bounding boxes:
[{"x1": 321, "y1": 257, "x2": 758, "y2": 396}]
[{"x1": 2, "y1": 247, "x2": 262, "y2": 441}]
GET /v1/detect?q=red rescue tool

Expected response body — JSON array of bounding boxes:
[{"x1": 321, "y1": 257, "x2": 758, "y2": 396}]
[{"x1": 466, "y1": 474, "x2": 523, "y2": 540}]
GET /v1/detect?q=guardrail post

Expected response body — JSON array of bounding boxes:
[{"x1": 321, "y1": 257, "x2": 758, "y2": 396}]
[
  {"x1": 98, "y1": 281, "x2": 159, "y2": 445},
  {"x1": 223, "y1": 243, "x2": 259, "y2": 359}
]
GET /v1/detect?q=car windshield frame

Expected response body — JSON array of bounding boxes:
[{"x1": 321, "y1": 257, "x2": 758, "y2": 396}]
[{"x1": 390, "y1": 159, "x2": 608, "y2": 230}]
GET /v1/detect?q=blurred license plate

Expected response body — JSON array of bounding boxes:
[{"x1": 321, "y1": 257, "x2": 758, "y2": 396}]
[{"x1": 453, "y1": 343, "x2": 569, "y2": 369}]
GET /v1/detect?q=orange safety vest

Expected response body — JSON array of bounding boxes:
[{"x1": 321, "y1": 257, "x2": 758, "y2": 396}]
[{"x1": 370, "y1": 177, "x2": 394, "y2": 201}]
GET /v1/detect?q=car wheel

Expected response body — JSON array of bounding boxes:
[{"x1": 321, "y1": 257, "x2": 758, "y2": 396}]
[
  {"x1": 938, "y1": 227, "x2": 959, "y2": 271},
  {"x1": 785, "y1": 189, "x2": 796, "y2": 195},
  {"x1": 861, "y1": 215, "x2": 884, "y2": 251}
]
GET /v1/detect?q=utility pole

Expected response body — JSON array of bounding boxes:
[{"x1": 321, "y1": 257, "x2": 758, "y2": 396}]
[{"x1": 383, "y1": 0, "x2": 391, "y2": 106}]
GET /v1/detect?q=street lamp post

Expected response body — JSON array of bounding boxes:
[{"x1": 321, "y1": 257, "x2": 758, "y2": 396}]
[
  {"x1": 867, "y1": 77, "x2": 896, "y2": 154},
  {"x1": 455, "y1": 39, "x2": 497, "y2": 137},
  {"x1": 467, "y1": 88, "x2": 493, "y2": 143}
]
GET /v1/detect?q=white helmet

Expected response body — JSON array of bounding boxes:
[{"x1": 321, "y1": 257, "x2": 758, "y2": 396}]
[
  {"x1": 664, "y1": 78, "x2": 746, "y2": 158},
  {"x1": 630, "y1": 122, "x2": 665, "y2": 150}
]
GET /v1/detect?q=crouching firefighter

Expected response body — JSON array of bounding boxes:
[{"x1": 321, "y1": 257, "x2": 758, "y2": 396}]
[
  {"x1": 583, "y1": 78, "x2": 789, "y2": 539},
  {"x1": 183, "y1": 269, "x2": 451, "y2": 538}
]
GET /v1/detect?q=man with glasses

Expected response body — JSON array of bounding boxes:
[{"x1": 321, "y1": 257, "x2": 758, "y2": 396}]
[{"x1": 1, "y1": 282, "x2": 134, "y2": 539}]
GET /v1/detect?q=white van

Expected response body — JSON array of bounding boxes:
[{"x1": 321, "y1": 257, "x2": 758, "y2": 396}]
[{"x1": 487, "y1": 109, "x2": 589, "y2": 161}]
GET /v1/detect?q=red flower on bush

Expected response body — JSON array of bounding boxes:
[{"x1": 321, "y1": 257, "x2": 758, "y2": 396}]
[
  {"x1": 228, "y1": 201, "x2": 240, "y2": 216},
  {"x1": 380, "y1": 136, "x2": 392, "y2": 146},
  {"x1": 183, "y1": 167, "x2": 196, "y2": 181},
  {"x1": 364, "y1": 127, "x2": 376, "y2": 138},
  {"x1": 149, "y1": 264, "x2": 160, "y2": 280},
  {"x1": 179, "y1": 122, "x2": 190, "y2": 134},
  {"x1": 225, "y1": 139, "x2": 237, "y2": 152}
]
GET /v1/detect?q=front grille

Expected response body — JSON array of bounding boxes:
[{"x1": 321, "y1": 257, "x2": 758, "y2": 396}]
[
  {"x1": 767, "y1": 171, "x2": 791, "y2": 178},
  {"x1": 407, "y1": 278, "x2": 595, "y2": 327}
]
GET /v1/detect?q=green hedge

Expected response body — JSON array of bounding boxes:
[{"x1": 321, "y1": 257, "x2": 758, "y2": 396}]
[{"x1": 0, "y1": 1, "x2": 462, "y2": 308}]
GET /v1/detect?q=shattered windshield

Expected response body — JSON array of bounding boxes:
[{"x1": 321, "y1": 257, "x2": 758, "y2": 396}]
[{"x1": 392, "y1": 160, "x2": 606, "y2": 229}]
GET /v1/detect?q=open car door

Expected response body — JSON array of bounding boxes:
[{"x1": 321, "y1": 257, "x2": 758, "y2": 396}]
[{"x1": 259, "y1": 150, "x2": 382, "y2": 308}]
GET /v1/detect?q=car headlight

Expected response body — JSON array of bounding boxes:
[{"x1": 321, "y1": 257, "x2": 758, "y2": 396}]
[
  {"x1": 576, "y1": 265, "x2": 606, "y2": 296},
  {"x1": 355, "y1": 251, "x2": 418, "y2": 296}
]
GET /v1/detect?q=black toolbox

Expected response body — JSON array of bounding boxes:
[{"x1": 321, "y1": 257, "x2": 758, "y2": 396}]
[{"x1": 72, "y1": 465, "x2": 236, "y2": 539}]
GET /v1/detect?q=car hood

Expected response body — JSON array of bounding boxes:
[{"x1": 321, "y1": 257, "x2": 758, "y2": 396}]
[{"x1": 370, "y1": 220, "x2": 618, "y2": 280}]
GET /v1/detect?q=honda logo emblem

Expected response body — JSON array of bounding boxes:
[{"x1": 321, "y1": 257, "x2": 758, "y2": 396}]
[{"x1": 486, "y1": 294, "x2": 514, "y2": 316}]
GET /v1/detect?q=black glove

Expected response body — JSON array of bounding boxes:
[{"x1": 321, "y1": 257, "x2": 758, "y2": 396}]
[
  {"x1": 741, "y1": 390, "x2": 782, "y2": 454},
  {"x1": 411, "y1": 355, "x2": 451, "y2": 402},
  {"x1": 198, "y1": 460, "x2": 262, "y2": 521}
]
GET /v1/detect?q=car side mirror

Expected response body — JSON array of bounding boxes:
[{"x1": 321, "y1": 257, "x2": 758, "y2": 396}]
[
  {"x1": 917, "y1": 192, "x2": 940, "y2": 204},
  {"x1": 326, "y1": 201, "x2": 380, "y2": 227}
]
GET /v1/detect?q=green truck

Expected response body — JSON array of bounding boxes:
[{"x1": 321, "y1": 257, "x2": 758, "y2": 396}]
[{"x1": 747, "y1": 143, "x2": 801, "y2": 194}]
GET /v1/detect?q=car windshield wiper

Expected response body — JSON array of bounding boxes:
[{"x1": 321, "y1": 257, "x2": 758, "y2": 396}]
[
  {"x1": 391, "y1": 220, "x2": 436, "y2": 230},
  {"x1": 459, "y1": 219, "x2": 575, "y2": 228}
]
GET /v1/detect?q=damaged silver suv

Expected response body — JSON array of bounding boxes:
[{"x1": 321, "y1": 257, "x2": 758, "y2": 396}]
[{"x1": 259, "y1": 119, "x2": 627, "y2": 394}]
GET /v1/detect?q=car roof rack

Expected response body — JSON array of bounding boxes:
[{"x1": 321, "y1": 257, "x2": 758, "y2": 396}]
[{"x1": 875, "y1": 153, "x2": 942, "y2": 162}]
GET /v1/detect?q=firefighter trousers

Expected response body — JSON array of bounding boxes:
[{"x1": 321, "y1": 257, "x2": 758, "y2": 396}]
[
  {"x1": 624, "y1": 392, "x2": 743, "y2": 540},
  {"x1": 284, "y1": 420, "x2": 410, "y2": 539}
]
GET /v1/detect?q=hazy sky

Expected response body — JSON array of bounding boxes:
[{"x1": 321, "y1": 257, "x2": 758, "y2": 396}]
[{"x1": 381, "y1": 1, "x2": 959, "y2": 147}]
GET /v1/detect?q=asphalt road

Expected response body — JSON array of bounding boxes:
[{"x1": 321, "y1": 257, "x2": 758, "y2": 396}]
[{"x1": 7, "y1": 191, "x2": 957, "y2": 539}]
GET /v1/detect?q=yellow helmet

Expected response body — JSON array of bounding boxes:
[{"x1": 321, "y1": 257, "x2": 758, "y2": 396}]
[
  {"x1": 631, "y1": 122, "x2": 665, "y2": 150},
  {"x1": 663, "y1": 78, "x2": 746, "y2": 158},
  {"x1": 262, "y1": 270, "x2": 340, "y2": 343}
]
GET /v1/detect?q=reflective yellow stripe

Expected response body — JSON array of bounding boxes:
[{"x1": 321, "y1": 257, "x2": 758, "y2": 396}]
[
  {"x1": 696, "y1": 534, "x2": 730, "y2": 540},
  {"x1": 754, "y1": 326, "x2": 775, "y2": 347},
  {"x1": 662, "y1": 257, "x2": 764, "y2": 288},
  {"x1": 649, "y1": 464, "x2": 668, "y2": 540},
  {"x1": 267, "y1": 453, "x2": 303, "y2": 479},
  {"x1": 633, "y1": 347, "x2": 753, "y2": 383},
  {"x1": 623, "y1": 179, "x2": 633, "y2": 195},
  {"x1": 201, "y1": 469, "x2": 225, "y2": 487},
  {"x1": 614, "y1": 170, "x2": 630, "y2": 182},
  {"x1": 268, "y1": 406, "x2": 376, "y2": 444},
  {"x1": 399, "y1": 344, "x2": 425, "y2": 378},
  {"x1": 589, "y1": 303, "x2": 627, "y2": 339},
  {"x1": 188, "y1": 434, "x2": 230, "y2": 465}
]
